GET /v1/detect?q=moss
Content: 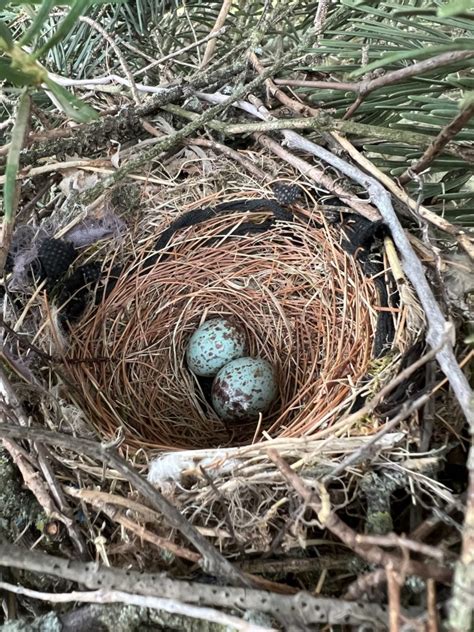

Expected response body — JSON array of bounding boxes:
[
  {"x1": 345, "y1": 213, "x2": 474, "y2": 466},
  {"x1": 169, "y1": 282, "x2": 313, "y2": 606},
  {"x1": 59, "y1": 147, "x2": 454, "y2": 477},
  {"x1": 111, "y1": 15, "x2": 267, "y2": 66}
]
[
  {"x1": 0, "y1": 449, "x2": 43, "y2": 542},
  {"x1": 1, "y1": 612, "x2": 62, "y2": 632},
  {"x1": 365, "y1": 510, "x2": 393, "y2": 535}
]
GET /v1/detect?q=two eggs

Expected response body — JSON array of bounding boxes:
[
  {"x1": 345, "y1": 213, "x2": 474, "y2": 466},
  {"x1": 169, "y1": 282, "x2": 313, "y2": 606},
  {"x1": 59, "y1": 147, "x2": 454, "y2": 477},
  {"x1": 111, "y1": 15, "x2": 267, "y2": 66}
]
[{"x1": 186, "y1": 318, "x2": 278, "y2": 422}]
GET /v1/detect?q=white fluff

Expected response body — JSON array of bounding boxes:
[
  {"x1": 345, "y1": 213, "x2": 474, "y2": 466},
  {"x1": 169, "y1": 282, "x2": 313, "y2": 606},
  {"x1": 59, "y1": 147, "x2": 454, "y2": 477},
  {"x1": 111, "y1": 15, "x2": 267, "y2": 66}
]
[{"x1": 148, "y1": 449, "x2": 239, "y2": 488}]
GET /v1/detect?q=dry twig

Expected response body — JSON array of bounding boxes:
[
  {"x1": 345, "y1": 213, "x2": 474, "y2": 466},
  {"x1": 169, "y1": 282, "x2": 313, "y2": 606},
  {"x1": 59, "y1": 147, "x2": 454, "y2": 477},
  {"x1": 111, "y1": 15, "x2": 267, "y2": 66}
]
[
  {"x1": 273, "y1": 50, "x2": 474, "y2": 118},
  {"x1": 399, "y1": 102, "x2": 474, "y2": 183},
  {"x1": 268, "y1": 449, "x2": 452, "y2": 585},
  {"x1": 0, "y1": 420, "x2": 249, "y2": 586},
  {"x1": 201, "y1": 0, "x2": 232, "y2": 67},
  {"x1": 0, "y1": 544, "x2": 391, "y2": 628},
  {"x1": 0, "y1": 582, "x2": 272, "y2": 632}
]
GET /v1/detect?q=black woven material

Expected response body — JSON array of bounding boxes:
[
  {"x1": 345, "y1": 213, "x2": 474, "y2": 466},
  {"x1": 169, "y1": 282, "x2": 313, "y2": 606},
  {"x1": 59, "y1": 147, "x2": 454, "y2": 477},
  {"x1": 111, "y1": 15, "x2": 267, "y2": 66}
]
[
  {"x1": 38, "y1": 239, "x2": 76, "y2": 286},
  {"x1": 141, "y1": 198, "x2": 293, "y2": 270},
  {"x1": 29, "y1": 195, "x2": 396, "y2": 361},
  {"x1": 271, "y1": 183, "x2": 302, "y2": 205},
  {"x1": 339, "y1": 215, "x2": 395, "y2": 358}
]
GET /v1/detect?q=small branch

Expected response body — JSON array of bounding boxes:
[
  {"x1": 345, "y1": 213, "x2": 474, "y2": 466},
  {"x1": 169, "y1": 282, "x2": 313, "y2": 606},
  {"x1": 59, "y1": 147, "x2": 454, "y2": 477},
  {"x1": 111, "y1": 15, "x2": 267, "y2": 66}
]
[
  {"x1": 274, "y1": 50, "x2": 474, "y2": 118},
  {"x1": 399, "y1": 102, "x2": 474, "y2": 183},
  {"x1": 256, "y1": 133, "x2": 380, "y2": 221},
  {"x1": 344, "y1": 568, "x2": 388, "y2": 600},
  {"x1": 0, "y1": 544, "x2": 390, "y2": 628},
  {"x1": 330, "y1": 131, "x2": 474, "y2": 261},
  {"x1": 386, "y1": 564, "x2": 401, "y2": 632},
  {"x1": 223, "y1": 116, "x2": 473, "y2": 162},
  {"x1": 0, "y1": 583, "x2": 271, "y2": 632},
  {"x1": 268, "y1": 449, "x2": 452, "y2": 585},
  {"x1": 314, "y1": 0, "x2": 330, "y2": 36},
  {"x1": 183, "y1": 137, "x2": 268, "y2": 181},
  {"x1": 248, "y1": 51, "x2": 474, "y2": 258},
  {"x1": 201, "y1": 0, "x2": 232, "y2": 67},
  {"x1": 193, "y1": 91, "x2": 380, "y2": 221},
  {"x1": 355, "y1": 534, "x2": 443, "y2": 561},
  {"x1": 280, "y1": 132, "x2": 473, "y2": 424},
  {"x1": 426, "y1": 579, "x2": 439, "y2": 632},
  {"x1": 64, "y1": 486, "x2": 201, "y2": 563},
  {"x1": 135, "y1": 27, "x2": 227, "y2": 78},
  {"x1": 324, "y1": 342, "x2": 444, "y2": 481},
  {"x1": 0, "y1": 420, "x2": 249, "y2": 587}
]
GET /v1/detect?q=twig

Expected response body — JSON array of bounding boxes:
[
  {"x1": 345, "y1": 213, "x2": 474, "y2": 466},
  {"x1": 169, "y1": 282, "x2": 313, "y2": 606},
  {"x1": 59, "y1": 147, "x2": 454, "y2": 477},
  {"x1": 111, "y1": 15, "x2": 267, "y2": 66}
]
[
  {"x1": 329, "y1": 131, "x2": 474, "y2": 261},
  {"x1": 80, "y1": 23, "x2": 321, "y2": 203},
  {"x1": 281, "y1": 131, "x2": 473, "y2": 424},
  {"x1": 345, "y1": 496, "x2": 464, "y2": 600},
  {"x1": 267, "y1": 449, "x2": 452, "y2": 584},
  {"x1": 245, "y1": 53, "x2": 473, "y2": 260},
  {"x1": 63, "y1": 486, "x2": 201, "y2": 563},
  {"x1": 355, "y1": 534, "x2": 443, "y2": 561},
  {"x1": 48, "y1": 72, "x2": 174, "y2": 94},
  {"x1": 0, "y1": 582, "x2": 272, "y2": 632},
  {"x1": 201, "y1": 0, "x2": 232, "y2": 67},
  {"x1": 0, "y1": 63, "x2": 246, "y2": 161},
  {"x1": 314, "y1": 0, "x2": 330, "y2": 36},
  {"x1": 273, "y1": 51, "x2": 474, "y2": 118},
  {"x1": 79, "y1": 16, "x2": 140, "y2": 105},
  {"x1": 0, "y1": 544, "x2": 391, "y2": 628},
  {"x1": 0, "y1": 158, "x2": 173, "y2": 185},
  {"x1": 183, "y1": 137, "x2": 268, "y2": 180},
  {"x1": 399, "y1": 102, "x2": 474, "y2": 183},
  {"x1": 222, "y1": 116, "x2": 473, "y2": 162},
  {"x1": 35, "y1": 443, "x2": 88, "y2": 557},
  {"x1": 0, "y1": 421, "x2": 249, "y2": 586},
  {"x1": 274, "y1": 48, "x2": 474, "y2": 94},
  {"x1": 344, "y1": 568, "x2": 387, "y2": 600},
  {"x1": 426, "y1": 579, "x2": 439, "y2": 632},
  {"x1": 386, "y1": 564, "x2": 401, "y2": 632}
]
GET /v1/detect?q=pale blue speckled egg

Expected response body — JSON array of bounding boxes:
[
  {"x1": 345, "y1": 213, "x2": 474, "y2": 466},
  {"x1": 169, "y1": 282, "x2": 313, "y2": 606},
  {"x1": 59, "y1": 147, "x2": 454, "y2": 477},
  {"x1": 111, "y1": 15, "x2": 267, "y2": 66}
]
[
  {"x1": 212, "y1": 357, "x2": 278, "y2": 421},
  {"x1": 186, "y1": 318, "x2": 247, "y2": 377}
]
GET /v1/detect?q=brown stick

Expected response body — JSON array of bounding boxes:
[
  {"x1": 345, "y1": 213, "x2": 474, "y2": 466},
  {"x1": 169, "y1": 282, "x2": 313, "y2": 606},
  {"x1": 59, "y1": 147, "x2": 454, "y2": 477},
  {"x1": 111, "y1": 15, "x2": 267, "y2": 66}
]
[
  {"x1": 426, "y1": 579, "x2": 439, "y2": 632},
  {"x1": 386, "y1": 564, "x2": 401, "y2": 632},
  {"x1": 0, "y1": 421, "x2": 250, "y2": 587},
  {"x1": 273, "y1": 51, "x2": 474, "y2": 118},
  {"x1": 267, "y1": 449, "x2": 452, "y2": 585},
  {"x1": 201, "y1": 0, "x2": 232, "y2": 67},
  {"x1": 63, "y1": 486, "x2": 201, "y2": 563},
  {"x1": 183, "y1": 137, "x2": 268, "y2": 180},
  {"x1": 256, "y1": 133, "x2": 380, "y2": 221},
  {"x1": 399, "y1": 102, "x2": 474, "y2": 183}
]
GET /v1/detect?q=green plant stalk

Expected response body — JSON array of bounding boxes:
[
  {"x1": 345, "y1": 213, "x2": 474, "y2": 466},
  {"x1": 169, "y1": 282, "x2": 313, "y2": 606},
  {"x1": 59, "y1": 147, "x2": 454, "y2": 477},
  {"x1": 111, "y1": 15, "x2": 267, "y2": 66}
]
[
  {"x1": 3, "y1": 42, "x2": 48, "y2": 84},
  {"x1": 1, "y1": 89, "x2": 31, "y2": 274}
]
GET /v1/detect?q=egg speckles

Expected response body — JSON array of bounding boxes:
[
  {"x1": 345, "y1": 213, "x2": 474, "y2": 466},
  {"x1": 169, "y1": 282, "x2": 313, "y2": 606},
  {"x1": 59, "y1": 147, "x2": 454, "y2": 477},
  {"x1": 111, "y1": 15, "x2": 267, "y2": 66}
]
[
  {"x1": 186, "y1": 318, "x2": 247, "y2": 377},
  {"x1": 212, "y1": 357, "x2": 278, "y2": 421}
]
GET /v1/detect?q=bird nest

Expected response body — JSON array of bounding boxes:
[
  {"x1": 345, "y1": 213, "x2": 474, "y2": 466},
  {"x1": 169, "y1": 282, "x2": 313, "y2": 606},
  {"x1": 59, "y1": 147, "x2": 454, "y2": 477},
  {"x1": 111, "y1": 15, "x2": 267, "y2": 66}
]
[{"x1": 64, "y1": 198, "x2": 393, "y2": 452}]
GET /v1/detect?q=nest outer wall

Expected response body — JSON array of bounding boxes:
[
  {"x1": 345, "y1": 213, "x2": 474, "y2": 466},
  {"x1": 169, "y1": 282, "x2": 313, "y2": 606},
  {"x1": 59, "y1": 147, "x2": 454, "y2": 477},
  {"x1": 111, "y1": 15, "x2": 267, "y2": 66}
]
[{"x1": 64, "y1": 199, "x2": 387, "y2": 451}]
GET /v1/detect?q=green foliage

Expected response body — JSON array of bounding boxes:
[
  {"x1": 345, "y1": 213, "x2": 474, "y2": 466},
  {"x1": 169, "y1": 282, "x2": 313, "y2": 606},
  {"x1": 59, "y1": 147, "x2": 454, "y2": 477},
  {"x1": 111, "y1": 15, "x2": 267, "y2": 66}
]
[
  {"x1": 0, "y1": 0, "x2": 102, "y2": 122},
  {"x1": 278, "y1": 0, "x2": 474, "y2": 223}
]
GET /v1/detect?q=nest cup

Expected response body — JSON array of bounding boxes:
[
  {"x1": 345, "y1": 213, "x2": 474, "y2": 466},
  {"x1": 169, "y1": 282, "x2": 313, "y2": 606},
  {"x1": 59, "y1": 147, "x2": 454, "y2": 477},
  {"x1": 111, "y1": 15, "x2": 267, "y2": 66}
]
[{"x1": 65, "y1": 201, "x2": 382, "y2": 451}]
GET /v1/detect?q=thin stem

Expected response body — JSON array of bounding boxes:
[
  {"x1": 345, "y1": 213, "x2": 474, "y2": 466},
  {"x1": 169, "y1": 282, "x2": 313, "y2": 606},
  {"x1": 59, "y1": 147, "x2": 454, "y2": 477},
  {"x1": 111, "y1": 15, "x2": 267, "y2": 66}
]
[
  {"x1": 0, "y1": 89, "x2": 31, "y2": 275},
  {"x1": 399, "y1": 102, "x2": 474, "y2": 183}
]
